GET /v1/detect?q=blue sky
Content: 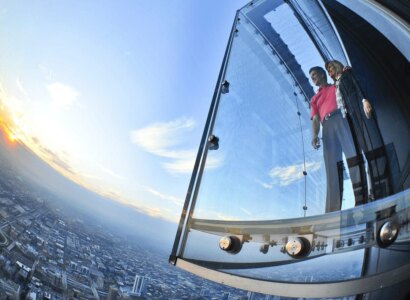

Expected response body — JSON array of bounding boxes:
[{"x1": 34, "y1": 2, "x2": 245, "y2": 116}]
[{"x1": 0, "y1": 0, "x2": 249, "y2": 222}]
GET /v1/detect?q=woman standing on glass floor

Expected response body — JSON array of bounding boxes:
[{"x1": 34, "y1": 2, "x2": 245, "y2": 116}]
[{"x1": 325, "y1": 60, "x2": 391, "y2": 203}]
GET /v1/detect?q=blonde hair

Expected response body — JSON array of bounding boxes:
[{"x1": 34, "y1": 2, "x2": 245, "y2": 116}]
[{"x1": 325, "y1": 60, "x2": 344, "y2": 76}]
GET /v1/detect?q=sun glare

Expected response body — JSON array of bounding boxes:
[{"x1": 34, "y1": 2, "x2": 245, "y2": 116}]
[
  {"x1": 0, "y1": 126, "x2": 19, "y2": 145},
  {"x1": 7, "y1": 131, "x2": 17, "y2": 142}
]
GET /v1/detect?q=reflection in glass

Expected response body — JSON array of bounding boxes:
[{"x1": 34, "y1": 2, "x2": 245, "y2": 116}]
[{"x1": 194, "y1": 5, "x2": 327, "y2": 223}]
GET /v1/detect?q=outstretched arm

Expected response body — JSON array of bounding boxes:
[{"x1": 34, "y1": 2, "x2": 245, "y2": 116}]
[{"x1": 312, "y1": 115, "x2": 320, "y2": 149}]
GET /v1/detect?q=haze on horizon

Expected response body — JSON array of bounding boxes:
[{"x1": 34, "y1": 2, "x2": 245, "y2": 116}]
[{"x1": 0, "y1": 128, "x2": 178, "y2": 249}]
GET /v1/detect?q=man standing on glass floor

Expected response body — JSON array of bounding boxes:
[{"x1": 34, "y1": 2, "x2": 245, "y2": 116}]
[{"x1": 309, "y1": 66, "x2": 367, "y2": 212}]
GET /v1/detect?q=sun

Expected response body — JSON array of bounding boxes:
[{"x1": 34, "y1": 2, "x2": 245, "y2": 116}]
[
  {"x1": 7, "y1": 131, "x2": 17, "y2": 143},
  {"x1": 0, "y1": 125, "x2": 19, "y2": 145}
]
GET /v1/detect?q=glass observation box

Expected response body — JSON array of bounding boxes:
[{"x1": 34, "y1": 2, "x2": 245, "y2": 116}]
[{"x1": 170, "y1": 0, "x2": 410, "y2": 299}]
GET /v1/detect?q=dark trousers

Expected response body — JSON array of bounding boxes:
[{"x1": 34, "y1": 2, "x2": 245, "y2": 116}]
[
  {"x1": 349, "y1": 111, "x2": 390, "y2": 199},
  {"x1": 322, "y1": 113, "x2": 367, "y2": 212}
]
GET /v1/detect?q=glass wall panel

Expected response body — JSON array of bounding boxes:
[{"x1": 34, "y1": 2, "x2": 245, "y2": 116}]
[
  {"x1": 192, "y1": 15, "x2": 326, "y2": 222},
  {"x1": 172, "y1": 0, "x2": 410, "y2": 295}
]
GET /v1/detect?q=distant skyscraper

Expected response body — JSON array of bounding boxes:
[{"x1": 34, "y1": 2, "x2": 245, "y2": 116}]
[{"x1": 132, "y1": 275, "x2": 149, "y2": 296}]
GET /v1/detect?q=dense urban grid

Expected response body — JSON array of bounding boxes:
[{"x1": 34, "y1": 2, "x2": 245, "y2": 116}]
[{"x1": 0, "y1": 157, "x2": 286, "y2": 299}]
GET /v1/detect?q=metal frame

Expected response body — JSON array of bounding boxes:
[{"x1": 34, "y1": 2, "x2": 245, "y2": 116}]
[
  {"x1": 169, "y1": 10, "x2": 241, "y2": 264},
  {"x1": 317, "y1": 0, "x2": 352, "y2": 66},
  {"x1": 176, "y1": 258, "x2": 410, "y2": 298},
  {"x1": 334, "y1": 0, "x2": 410, "y2": 60}
]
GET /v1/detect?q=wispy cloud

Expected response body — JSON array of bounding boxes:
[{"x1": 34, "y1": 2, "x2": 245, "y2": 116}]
[
  {"x1": 144, "y1": 186, "x2": 183, "y2": 206},
  {"x1": 98, "y1": 189, "x2": 123, "y2": 201},
  {"x1": 16, "y1": 78, "x2": 28, "y2": 97},
  {"x1": 215, "y1": 212, "x2": 241, "y2": 221},
  {"x1": 193, "y1": 208, "x2": 241, "y2": 221},
  {"x1": 47, "y1": 82, "x2": 79, "y2": 109},
  {"x1": 163, "y1": 155, "x2": 221, "y2": 174},
  {"x1": 126, "y1": 203, "x2": 179, "y2": 223},
  {"x1": 255, "y1": 179, "x2": 273, "y2": 189},
  {"x1": 131, "y1": 118, "x2": 221, "y2": 174},
  {"x1": 163, "y1": 156, "x2": 195, "y2": 173},
  {"x1": 130, "y1": 118, "x2": 195, "y2": 157},
  {"x1": 30, "y1": 138, "x2": 77, "y2": 177},
  {"x1": 239, "y1": 207, "x2": 252, "y2": 215},
  {"x1": 80, "y1": 172, "x2": 101, "y2": 181},
  {"x1": 99, "y1": 165, "x2": 124, "y2": 179},
  {"x1": 268, "y1": 161, "x2": 322, "y2": 186}
]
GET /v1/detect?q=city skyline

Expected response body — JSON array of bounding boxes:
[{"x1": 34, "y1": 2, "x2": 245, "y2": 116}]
[{"x1": 0, "y1": 153, "x2": 250, "y2": 298}]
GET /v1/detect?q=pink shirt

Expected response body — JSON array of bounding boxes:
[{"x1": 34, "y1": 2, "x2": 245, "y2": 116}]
[{"x1": 310, "y1": 84, "x2": 337, "y2": 122}]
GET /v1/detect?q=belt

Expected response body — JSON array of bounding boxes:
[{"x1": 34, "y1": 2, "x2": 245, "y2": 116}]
[{"x1": 322, "y1": 109, "x2": 341, "y2": 123}]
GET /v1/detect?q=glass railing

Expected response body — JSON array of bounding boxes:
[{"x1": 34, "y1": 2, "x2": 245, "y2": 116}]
[{"x1": 183, "y1": 191, "x2": 409, "y2": 276}]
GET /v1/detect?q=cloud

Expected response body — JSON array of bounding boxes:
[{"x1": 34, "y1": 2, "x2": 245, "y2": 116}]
[
  {"x1": 129, "y1": 204, "x2": 178, "y2": 223},
  {"x1": 47, "y1": 82, "x2": 79, "y2": 109},
  {"x1": 193, "y1": 208, "x2": 242, "y2": 221},
  {"x1": 239, "y1": 207, "x2": 252, "y2": 215},
  {"x1": 130, "y1": 118, "x2": 195, "y2": 157},
  {"x1": 255, "y1": 179, "x2": 273, "y2": 189},
  {"x1": 80, "y1": 173, "x2": 101, "y2": 181},
  {"x1": 163, "y1": 156, "x2": 195, "y2": 173},
  {"x1": 99, "y1": 165, "x2": 124, "y2": 179},
  {"x1": 131, "y1": 118, "x2": 224, "y2": 174},
  {"x1": 24, "y1": 136, "x2": 80, "y2": 181},
  {"x1": 268, "y1": 161, "x2": 322, "y2": 186},
  {"x1": 16, "y1": 78, "x2": 28, "y2": 97},
  {"x1": 144, "y1": 186, "x2": 183, "y2": 206},
  {"x1": 215, "y1": 212, "x2": 241, "y2": 221},
  {"x1": 98, "y1": 189, "x2": 123, "y2": 201},
  {"x1": 131, "y1": 118, "x2": 202, "y2": 174},
  {"x1": 163, "y1": 155, "x2": 221, "y2": 174},
  {"x1": 34, "y1": 142, "x2": 77, "y2": 176}
]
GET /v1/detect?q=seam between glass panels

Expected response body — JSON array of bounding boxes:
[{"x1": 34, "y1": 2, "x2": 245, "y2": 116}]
[{"x1": 174, "y1": 11, "x2": 241, "y2": 260}]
